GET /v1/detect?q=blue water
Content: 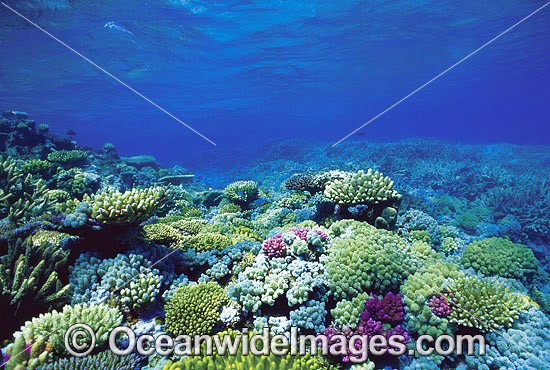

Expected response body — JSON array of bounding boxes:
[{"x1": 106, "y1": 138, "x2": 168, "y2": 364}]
[{"x1": 0, "y1": 0, "x2": 549, "y2": 165}]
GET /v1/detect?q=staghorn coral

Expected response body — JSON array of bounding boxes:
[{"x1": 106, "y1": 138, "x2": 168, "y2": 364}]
[
  {"x1": 285, "y1": 172, "x2": 331, "y2": 193},
  {"x1": 1, "y1": 238, "x2": 71, "y2": 339},
  {"x1": 165, "y1": 281, "x2": 229, "y2": 336}
]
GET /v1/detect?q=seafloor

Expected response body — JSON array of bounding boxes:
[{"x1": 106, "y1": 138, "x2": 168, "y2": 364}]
[{"x1": 1, "y1": 109, "x2": 549, "y2": 370}]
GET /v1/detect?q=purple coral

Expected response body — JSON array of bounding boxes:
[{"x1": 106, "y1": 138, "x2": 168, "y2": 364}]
[
  {"x1": 428, "y1": 294, "x2": 452, "y2": 318},
  {"x1": 262, "y1": 234, "x2": 287, "y2": 257},
  {"x1": 362, "y1": 292, "x2": 405, "y2": 324}
]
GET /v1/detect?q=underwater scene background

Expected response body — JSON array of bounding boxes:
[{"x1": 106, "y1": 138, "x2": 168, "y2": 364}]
[{"x1": 0, "y1": 0, "x2": 549, "y2": 370}]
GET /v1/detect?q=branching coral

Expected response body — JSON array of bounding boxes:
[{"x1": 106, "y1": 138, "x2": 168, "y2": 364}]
[
  {"x1": 0, "y1": 156, "x2": 51, "y2": 225},
  {"x1": 223, "y1": 180, "x2": 259, "y2": 207},
  {"x1": 47, "y1": 149, "x2": 88, "y2": 166},
  {"x1": 18, "y1": 303, "x2": 123, "y2": 354},
  {"x1": 446, "y1": 276, "x2": 524, "y2": 332},
  {"x1": 0, "y1": 238, "x2": 70, "y2": 339},
  {"x1": 401, "y1": 261, "x2": 464, "y2": 337},
  {"x1": 165, "y1": 281, "x2": 229, "y2": 336},
  {"x1": 81, "y1": 186, "x2": 168, "y2": 225},
  {"x1": 163, "y1": 330, "x2": 322, "y2": 370},
  {"x1": 35, "y1": 350, "x2": 142, "y2": 370}
]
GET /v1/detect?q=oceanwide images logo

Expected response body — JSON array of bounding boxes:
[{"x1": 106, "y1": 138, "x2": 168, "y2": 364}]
[{"x1": 65, "y1": 324, "x2": 486, "y2": 362}]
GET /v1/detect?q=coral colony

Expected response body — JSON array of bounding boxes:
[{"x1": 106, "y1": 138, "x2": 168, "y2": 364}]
[{"x1": 0, "y1": 110, "x2": 549, "y2": 370}]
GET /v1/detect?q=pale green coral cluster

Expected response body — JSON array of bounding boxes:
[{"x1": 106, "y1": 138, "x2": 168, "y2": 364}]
[
  {"x1": 165, "y1": 282, "x2": 229, "y2": 336},
  {"x1": 223, "y1": 180, "x2": 259, "y2": 207},
  {"x1": 462, "y1": 237, "x2": 539, "y2": 284},
  {"x1": 163, "y1": 330, "x2": 322, "y2": 370},
  {"x1": 324, "y1": 220, "x2": 418, "y2": 298},
  {"x1": 82, "y1": 186, "x2": 167, "y2": 224},
  {"x1": 324, "y1": 169, "x2": 401, "y2": 205},
  {"x1": 18, "y1": 303, "x2": 122, "y2": 354},
  {"x1": 5, "y1": 334, "x2": 50, "y2": 370},
  {"x1": 446, "y1": 276, "x2": 524, "y2": 332},
  {"x1": 401, "y1": 261, "x2": 463, "y2": 337},
  {"x1": 119, "y1": 271, "x2": 163, "y2": 311},
  {"x1": 47, "y1": 150, "x2": 88, "y2": 165}
]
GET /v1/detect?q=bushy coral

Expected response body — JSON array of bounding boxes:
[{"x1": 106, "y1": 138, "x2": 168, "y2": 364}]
[
  {"x1": 82, "y1": 186, "x2": 168, "y2": 224},
  {"x1": 401, "y1": 261, "x2": 464, "y2": 337},
  {"x1": 446, "y1": 276, "x2": 524, "y2": 331},
  {"x1": 165, "y1": 281, "x2": 229, "y2": 336},
  {"x1": 285, "y1": 172, "x2": 331, "y2": 193},
  {"x1": 465, "y1": 307, "x2": 550, "y2": 369},
  {"x1": 142, "y1": 223, "x2": 183, "y2": 245},
  {"x1": 176, "y1": 232, "x2": 233, "y2": 251},
  {"x1": 19, "y1": 159, "x2": 52, "y2": 175},
  {"x1": 4, "y1": 334, "x2": 50, "y2": 370},
  {"x1": 1, "y1": 238, "x2": 70, "y2": 338},
  {"x1": 47, "y1": 149, "x2": 88, "y2": 166},
  {"x1": 324, "y1": 169, "x2": 401, "y2": 206},
  {"x1": 397, "y1": 209, "x2": 442, "y2": 246},
  {"x1": 163, "y1": 330, "x2": 322, "y2": 370},
  {"x1": 35, "y1": 351, "x2": 142, "y2": 370},
  {"x1": 18, "y1": 303, "x2": 122, "y2": 354},
  {"x1": 324, "y1": 221, "x2": 418, "y2": 298},
  {"x1": 119, "y1": 271, "x2": 163, "y2": 311},
  {"x1": 462, "y1": 237, "x2": 539, "y2": 284},
  {"x1": 223, "y1": 180, "x2": 259, "y2": 207},
  {"x1": 262, "y1": 234, "x2": 287, "y2": 257}
]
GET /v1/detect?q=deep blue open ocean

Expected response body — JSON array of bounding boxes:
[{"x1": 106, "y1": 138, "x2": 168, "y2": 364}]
[{"x1": 0, "y1": 1, "x2": 549, "y2": 369}]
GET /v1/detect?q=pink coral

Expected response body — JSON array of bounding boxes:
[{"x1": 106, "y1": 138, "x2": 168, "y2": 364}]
[
  {"x1": 428, "y1": 294, "x2": 452, "y2": 318},
  {"x1": 262, "y1": 234, "x2": 287, "y2": 257}
]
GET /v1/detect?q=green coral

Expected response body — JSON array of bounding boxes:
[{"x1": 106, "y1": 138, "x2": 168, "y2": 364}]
[
  {"x1": 176, "y1": 233, "x2": 233, "y2": 252},
  {"x1": 5, "y1": 334, "x2": 50, "y2": 370},
  {"x1": 18, "y1": 303, "x2": 123, "y2": 354},
  {"x1": 35, "y1": 350, "x2": 142, "y2": 370},
  {"x1": 0, "y1": 156, "x2": 51, "y2": 225},
  {"x1": 119, "y1": 271, "x2": 163, "y2": 311},
  {"x1": 219, "y1": 203, "x2": 241, "y2": 214},
  {"x1": 331, "y1": 292, "x2": 370, "y2": 329},
  {"x1": 446, "y1": 276, "x2": 524, "y2": 332},
  {"x1": 324, "y1": 169, "x2": 401, "y2": 206},
  {"x1": 83, "y1": 186, "x2": 167, "y2": 225},
  {"x1": 224, "y1": 180, "x2": 259, "y2": 207},
  {"x1": 142, "y1": 223, "x2": 183, "y2": 245},
  {"x1": 165, "y1": 282, "x2": 229, "y2": 336},
  {"x1": 324, "y1": 221, "x2": 419, "y2": 298},
  {"x1": 47, "y1": 150, "x2": 88, "y2": 166},
  {"x1": 29, "y1": 230, "x2": 76, "y2": 247},
  {"x1": 234, "y1": 225, "x2": 262, "y2": 242},
  {"x1": 462, "y1": 237, "x2": 539, "y2": 284},
  {"x1": 401, "y1": 261, "x2": 464, "y2": 337},
  {"x1": 1, "y1": 238, "x2": 70, "y2": 339},
  {"x1": 169, "y1": 219, "x2": 206, "y2": 235},
  {"x1": 163, "y1": 330, "x2": 321, "y2": 370},
  {"x1": 19, "y1": 159, "x2": 52, "y2": 176},
  {"x1": 47, "y1": 189, "x2": 70, "y2": 204}
]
